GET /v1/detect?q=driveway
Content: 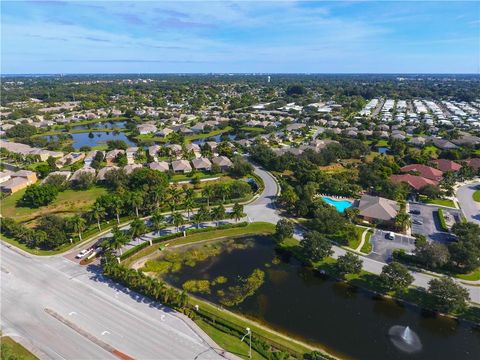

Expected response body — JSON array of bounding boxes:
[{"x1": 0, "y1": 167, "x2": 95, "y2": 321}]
[
  {"x1": 456, "y1": 182, "x2": 480, "y2": 224},
  {"x1": 408, "y1": 202, "x2": 460, "y2": 242},
  {"x1": 368, "y1": 229, "x2": 415, "y2": 262}
]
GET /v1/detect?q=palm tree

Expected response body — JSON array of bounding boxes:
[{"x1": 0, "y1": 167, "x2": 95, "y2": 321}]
[
  {"x1": 394, "y1": 212, "x2": 411, "y2": 232},
  {"x1": 130, "y1": 191, "x2": 144, "y2": 218},
  {"x1": 168, "y1": 188, "x2": 182, "y2": 212},
  {"x1": 111, "y1": 195, "x2": 123, "y2": 224},
  {"x1": 129, "y1": 218, "x2": 146, "y2": 241},
  {"x1": 202, "y1": 186, "x2": 214, "y2": 207},
  {"x1": 150, "y1": 211, "x2": 165, "y2": 232},
  {"x1": 210, "y1": 205, "x2": 226, "y2": 226},
  {"x1": 170, "y1": 212, "x2": 185, "y2": 232},
  {"x1": 109, "y1": 226, "x2": 129, "y2": 255},
  {"x1": 71, "y1": 215, "x2": 86, "y2": 241},
  {"x1": 90, "y1": 203, "x2": 105, "y2": 231},
  {"x1": 221, "y1": 183, "x2": 231, "y2": 203},
  {"x1": 184, "y1": 197, "x2": 195, "y2": 221},
  {"x1": 152, "y1": 186, "x2": 165, "y2": 209},
  {"x1": 231, "y1": 203, "x2": 244, "y2": 222}
]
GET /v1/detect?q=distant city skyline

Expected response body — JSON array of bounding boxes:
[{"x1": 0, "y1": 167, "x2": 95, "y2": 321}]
[{"x1": 2, "y1": 1, "x2": 479, "y2": 74}]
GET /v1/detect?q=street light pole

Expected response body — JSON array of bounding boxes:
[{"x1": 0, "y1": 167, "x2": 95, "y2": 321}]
[{"x1": 241, "y1": 327, "x2": 252, "y2": 359}]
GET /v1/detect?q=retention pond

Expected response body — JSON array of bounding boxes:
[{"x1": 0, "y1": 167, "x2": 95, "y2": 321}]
[{"x1": 147, "y1": 235, "x2": 480, "y2": 360}]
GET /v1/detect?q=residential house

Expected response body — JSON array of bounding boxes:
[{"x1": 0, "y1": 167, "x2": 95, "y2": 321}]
[
  {"x1": 105, "y1": 149, "x2": 125, "y2": 166},
  {"x1": 171, "y1": 160, "x2": 192, "y2": 173},
  {"x1": 96, "y1": 166, "x2": 118, "y2": 181},
  {"x1": 137, "y1": 123, "x2": 157, "y2": 135},
  {"x1": 157, "y1": 128, "x2": 174, "y2": 138},
  {"x1": 0, "y1": 170, "x2": 14, "y2": 183},
  {"x1": 390, "y1": 174, "x2": 438, "y2": 190},
  {"x1": 211, "y1": 156, "x2": 233, "y2": 171},
  {"x1": 126, "y1": 147, "x2": 139, "y2": 165},
  {"x1": 400, "y1": 164, "x2": 443, "y2": 181},
  {"x1": 56, "y1": 152, "x2": 86, "y2": 168},
  {"x1": 70, "y1": 167, "x2": 96, "y2": 182},
  {"x1": 430, "y1": 159, "x2": 461, "y2": 173},
  {"x1": 42, "y1": 171, "x2": 72, "y2": 184},
  {"x1": 149, "y1": 161, "x2": 170, "y2": 172},
  {"x1": 192, "y1": 157, "x2": 212, "y2": 171},
  {"x1": 123, "y1": 164, "x2": 143, "y2": 174}
]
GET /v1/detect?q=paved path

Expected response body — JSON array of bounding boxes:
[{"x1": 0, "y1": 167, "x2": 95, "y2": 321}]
[
  {"x1": 456, "y1": 182, "x2": 480, "y2": 224},
  {"x1": 355, "y1": 228, "x2": 370, "y2": 252}
]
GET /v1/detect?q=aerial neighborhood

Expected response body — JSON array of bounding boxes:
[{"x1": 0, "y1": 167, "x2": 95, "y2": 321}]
[{"x1": 1, "y1": 74, "x2": 480, "y2": 360}]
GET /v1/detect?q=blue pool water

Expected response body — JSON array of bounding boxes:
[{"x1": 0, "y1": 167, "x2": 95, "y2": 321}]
[{"x1": 322, "y1": 196, "x2": 353, "y2": 213}]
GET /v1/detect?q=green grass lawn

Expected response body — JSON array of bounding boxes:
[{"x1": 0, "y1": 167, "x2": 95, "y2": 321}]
[
  {"x1": 473, "y1": 190, "x2": 480, "y2": 203},
  {"x1": 1, "y1": 186, "x2": 107, "y2": 223},
  {"x1": 375, "y1": 140, "x2": 389, "y2": 147},
  {"x1": 421, "y1": 197, "x2": 456, "y2": 208},
  {"x1": 348, "y1": 226, "x2": 364, "y2": 249},
  {"x1": 1, "y1": 336, "x2": 38, "y2": 360},
  {"x1": 424, "y1": 145, "x2": 439, "y2": 158},
  {"x1": 456, "y1": 268, "x2": 480, "y2": 281},
  {"x1": 360, "y1": 229, "x2": 373, "y2": 254},
  {"x1": 170, "y1": 172, "x2": 222, "y2": 182},
  {"x1": 123, "y1": 222, "x2": 276, "y2": 266},
  {"x1": 195, "y1": 319, "x2": 265, "y2": 360},
  {"x1": 239, "y1": 127, "x2": 266, "y2": 133}
]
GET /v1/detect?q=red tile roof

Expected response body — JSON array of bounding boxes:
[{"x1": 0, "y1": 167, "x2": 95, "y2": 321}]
[
  {"x1": 391, "y1": 174, "x2": 438, "y2": 190},
  {"x1": 465, "y1": 158, "x2": 480, "y2": 170},
  {"x1": 430, "y1": 159, "x2": 461, "y2": 172},
  {"x1": 400, "y1": 164, "x2": 443, "y2": 181}
]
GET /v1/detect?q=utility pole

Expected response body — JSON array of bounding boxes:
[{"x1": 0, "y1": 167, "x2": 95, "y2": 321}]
[{"x1": 241, "y1": 327, "x2": 252, "y2": 359}]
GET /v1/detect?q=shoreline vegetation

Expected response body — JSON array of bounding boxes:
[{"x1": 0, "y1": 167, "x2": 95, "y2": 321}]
[{"x1": 110, "y1": 225, "x2": 479, "y2": 359}]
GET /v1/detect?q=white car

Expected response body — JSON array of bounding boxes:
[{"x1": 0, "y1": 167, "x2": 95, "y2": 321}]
[
  {"x1": 75, "y1": 249, "x2": 91, "y2": 259},
  {"x1": 386, "y1": 232, "x2": 395, "y2": 240}
]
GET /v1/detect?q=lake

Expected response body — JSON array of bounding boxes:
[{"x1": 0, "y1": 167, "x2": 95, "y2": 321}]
[
  {"x1": 71, "y1": 121, "x2": 127, "y2": 131},
  {"x1": 191, "y1": 133, "x2": 237, "y2": 146},
  {"x1": 46, "y1": 131, "x2": 136, "y2": 149},
  {"x1": 159, "y1": 236, "x2": 480, "y2": 360}
]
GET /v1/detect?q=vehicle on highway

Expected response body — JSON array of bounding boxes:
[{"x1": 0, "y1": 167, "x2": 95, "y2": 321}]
[
  {"x1": 75, "y1": 248, "x2": 93, "y2": 259},
  {"x1": 386, "y1": 232, "x2": 395, "y2": 240},
  {"x1": 409, "y1": 209, "x2": 421, "y2": 215}
]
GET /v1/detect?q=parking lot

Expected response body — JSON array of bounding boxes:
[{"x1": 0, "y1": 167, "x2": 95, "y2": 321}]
[
  {"x1": 408, "y1": 202, "x2": 460, "y2": 243},
  {"x1": 368, "y1": 229, "x2": 415, "y2": 262}
]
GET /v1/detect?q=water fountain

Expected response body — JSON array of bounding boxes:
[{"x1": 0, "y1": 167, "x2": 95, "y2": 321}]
[{"x1": 389, "y1": 325, "x2": 422, "y2": 354}]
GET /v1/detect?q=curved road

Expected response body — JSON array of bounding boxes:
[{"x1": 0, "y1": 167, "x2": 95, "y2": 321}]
[{"x1": 456, "y1": 182, "x2": 480, "y2": 224}]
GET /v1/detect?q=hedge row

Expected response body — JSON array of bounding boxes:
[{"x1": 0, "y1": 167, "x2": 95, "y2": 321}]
[{"x1": 437, "y1": 209, "x2": 449, "y2": 232}]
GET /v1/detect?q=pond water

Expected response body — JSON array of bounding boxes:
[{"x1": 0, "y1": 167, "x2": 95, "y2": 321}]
[
  {"x1": 71, "y1": 121, "x2": 127, "y2": 131},
  {"x1": 45, "y1": 131, "x2": 136, "y2": 149},
  {"x1": 191, "y1": 133, "x2": 237, "y2": 146},
  {"x1": 161, "y1": 236, "x2": 480, "y2": 360},
  {"x1": 378, "y1": 147, "x2": 390, "y2": 154}
]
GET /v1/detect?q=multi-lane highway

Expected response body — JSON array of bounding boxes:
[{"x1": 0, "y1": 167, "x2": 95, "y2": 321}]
[{"x1": 1, "y1": 244, "x2": 224, "y2": 360}]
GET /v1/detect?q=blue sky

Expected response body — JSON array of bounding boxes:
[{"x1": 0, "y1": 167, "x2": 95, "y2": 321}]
[{"x1": 1, "y1": 1, "x2": 479, "y2": 74}]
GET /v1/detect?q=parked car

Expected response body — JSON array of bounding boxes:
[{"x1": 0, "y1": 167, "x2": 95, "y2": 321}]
[
  {"x1": 409, "y1": 209, "x2": 420, "y2": 215},
  {"x1": 413, "y1": 218, "x2": 423, "y2": 225},
  {"x1": 75, "y1": 249, "x2": 89, "y2": 259},
  {"x1": 386, "y1": 232, "x2": 395, "y2": 240}
]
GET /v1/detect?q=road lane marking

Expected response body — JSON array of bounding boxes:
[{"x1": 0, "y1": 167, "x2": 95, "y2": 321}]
[
  {"x1": 102, "y1": 331, "x2": 111, "y2": 336},
  {"x1": 45, "y1": 308, "x2": 135, "y2": 360}
]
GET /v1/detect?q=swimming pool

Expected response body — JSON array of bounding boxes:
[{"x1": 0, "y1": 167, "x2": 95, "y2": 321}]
[{"x1": 321, "y1": 196, "x2": 353, "y2": 213}]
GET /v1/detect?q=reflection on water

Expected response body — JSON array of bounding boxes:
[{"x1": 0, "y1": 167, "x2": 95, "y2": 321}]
[
  {"x1": 71, "y1": 121, "x2": 127, "y2": 131},
  {"x1": 46, "y1": 131, "x2": 136, "y2": 149},
  {"x1": 159, "y1": 236, "x2": 480, "y2": 360}
]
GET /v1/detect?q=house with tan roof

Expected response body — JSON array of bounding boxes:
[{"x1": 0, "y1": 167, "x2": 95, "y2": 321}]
[
  {"x1": 149, "y1": 161, "x2": 170, "y2": 172},
  {"x1": 211, "y1": 156, "x2": 233, "y2": 171},
  {"x1": 357, "y1": 195, "x2": 399, "y2": 224},
  {"x1": 171, "y1": 159, "x2": 192, "y2": 173},
  {"x1": 96, "y1": 166, "x2": 118, "y2": 181},
  {"x1": 192, "y1": 157, "x2": 212, "y2": 171}
]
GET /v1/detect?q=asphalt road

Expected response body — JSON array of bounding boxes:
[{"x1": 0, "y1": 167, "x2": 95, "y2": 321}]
[
  {"x1": 457, "y1": 182, "x2": 480, "y2": 224},
  {"x1": 1, "y1": 244, "x2": 224, "y2": 360}
]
